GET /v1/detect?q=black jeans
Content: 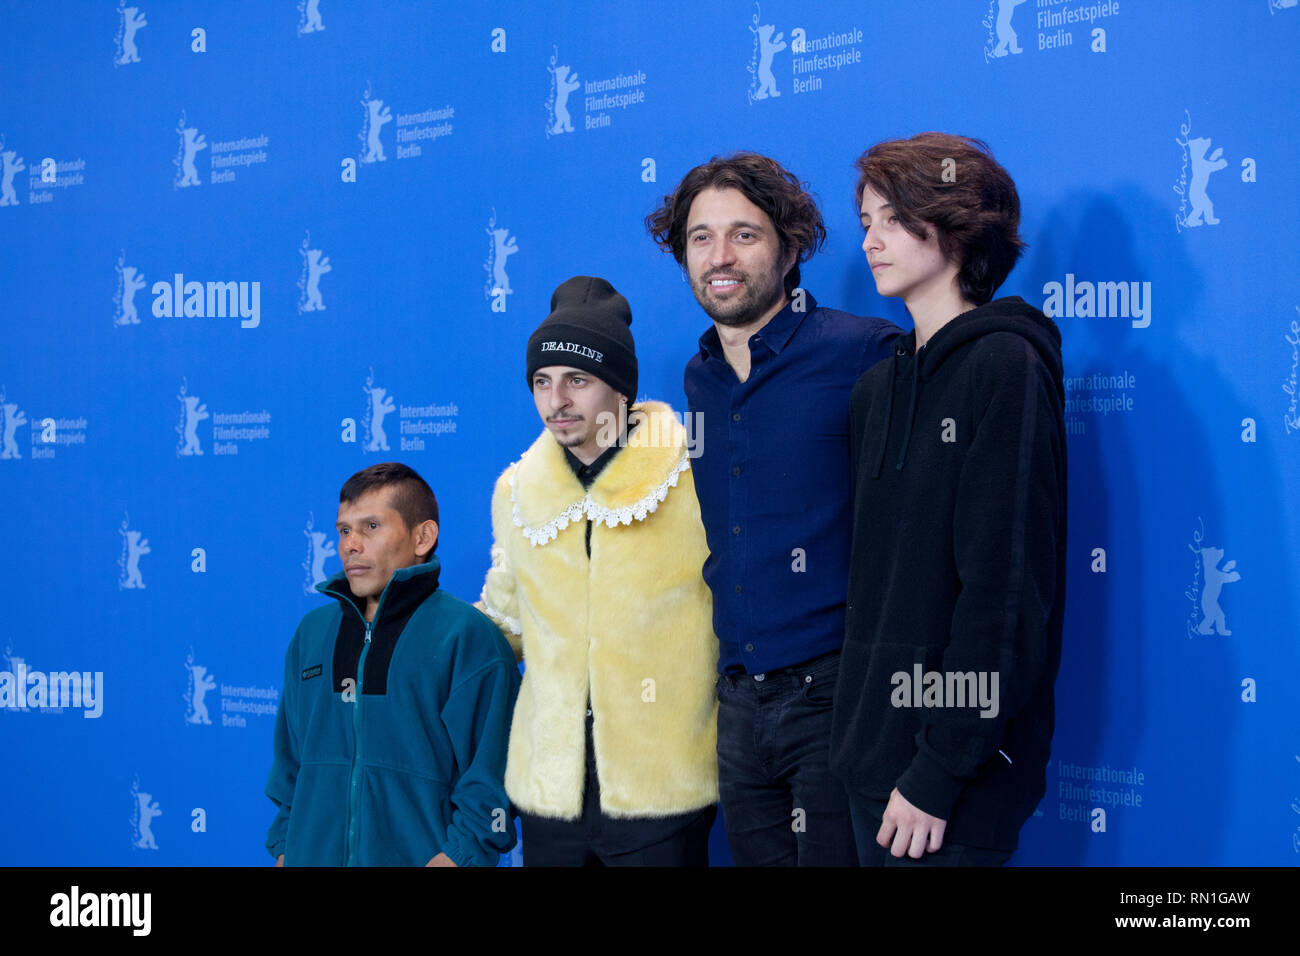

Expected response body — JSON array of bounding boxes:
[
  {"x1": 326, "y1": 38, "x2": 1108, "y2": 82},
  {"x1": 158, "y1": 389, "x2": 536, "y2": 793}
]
[
  {"x1": 519, "y1": 712, "x2": 716, "y2": 866},
  {"x1": 846, "y1": 792, "x2": 1012, "y2": 867},
  {"x1": 715, "y1": 650, "x2": 857, "y2": 866}
]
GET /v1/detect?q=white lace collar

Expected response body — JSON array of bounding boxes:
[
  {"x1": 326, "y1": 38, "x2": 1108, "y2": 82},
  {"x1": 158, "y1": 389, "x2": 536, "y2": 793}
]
[
  {"x1": 508, "y1": 401, "x2": 692, "y2": 547},
  {"x1": 510, "y1": 451, "x2": 689, "y2": 546}
]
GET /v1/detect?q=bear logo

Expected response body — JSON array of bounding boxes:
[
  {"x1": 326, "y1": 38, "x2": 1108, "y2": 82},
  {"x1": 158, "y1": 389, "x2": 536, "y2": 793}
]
[
  {"x1": 362, "y1": 97, "x2": 392, "y2": 163},
  {"x1": 116, "y1": 265, "x2": 147, "y2": 325},
  {"x1": 1194, "y1": 545, "x2": 1240, "y2": 636},
  {"x1": 133, "y1": 790, "x2": 161, "y2": 849},
  {"x1": 185, "y1": 662, "x2": 216, "y2": 725},
  {"x1": 550, "y1": 64, "x2": 580, "y2": 134},
  {"x1": 122, "y1": 530, "x2": 151, "y2": 589},
  {"x1": 116, "y1": 5, "x2": 148, "y2": 66},
  {"x1": 302, "y1": 249, "x2": 331, "y2": 312},
  {"x1": 299, "y1": 0, "x2": 325, "y2": 34},
  {"x1": 753, "y1": 23, "x2": 787, "y2": 99},
  {"x1": 1184, "y1": 136, "x2": 1226, "y2": 228},
  {"x1": 364, "y1": 384, "x2": 395, "y2": 452},
  {"x1": 0, "y1": 149, "x2": 25, "y2": 207},
  {"x1": 1, "y1": 402, "x2": 26, "y2": 459},
  {"x1": 305, "y1": 528, "x2": 337, "y2": 591},
  {"x1": 991, "y1": 0, "x2": 1028, "y2": 58},
  {"x1": 490, "y1": 227, "x2": 518, "y2": 296},
  {"x1": 177, "y1": 126, "x2": 207, "y2": 188},
  {"x1": 178, "y1": 394, "x2": 209, "y2": 456}
]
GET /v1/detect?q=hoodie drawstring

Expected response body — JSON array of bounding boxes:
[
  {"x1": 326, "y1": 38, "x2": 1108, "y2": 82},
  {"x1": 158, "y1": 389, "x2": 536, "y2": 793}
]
[
  {"x1": 870, "y1": 351, "x2": 900, "y2": 479},
  {"x1": 894, "y1": 349, "x2": 922, "y2": 471}
]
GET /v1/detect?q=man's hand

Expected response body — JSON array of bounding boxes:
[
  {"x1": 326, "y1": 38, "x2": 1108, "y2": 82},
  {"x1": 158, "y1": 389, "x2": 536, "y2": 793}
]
[
  {"x1": 877, "y1": 788, "x2": 947, "y2": 859},
  {"x1": 426, "y1": 852, "x2": 457, "y2": 867},
  {"x1": 275, "y1": 854, "x2": 284, "y2": 867}
]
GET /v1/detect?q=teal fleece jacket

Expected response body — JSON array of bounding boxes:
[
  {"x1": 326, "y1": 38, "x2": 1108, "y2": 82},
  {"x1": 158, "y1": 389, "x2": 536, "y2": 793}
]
[{"x1": 265, "y1": 557, "x2": 520, "y2": 866}]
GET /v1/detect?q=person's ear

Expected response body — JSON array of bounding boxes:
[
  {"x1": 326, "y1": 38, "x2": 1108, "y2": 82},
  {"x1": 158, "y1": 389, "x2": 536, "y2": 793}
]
[{"x1": 414, "y1": 519, "x2": 438, "y2": 559}]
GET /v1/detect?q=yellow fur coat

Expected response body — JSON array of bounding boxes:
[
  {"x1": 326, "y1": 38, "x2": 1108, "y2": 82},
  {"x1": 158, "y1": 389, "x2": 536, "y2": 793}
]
[{"x1": 478, "y1": 401, "x2": 719, "y2": 820}]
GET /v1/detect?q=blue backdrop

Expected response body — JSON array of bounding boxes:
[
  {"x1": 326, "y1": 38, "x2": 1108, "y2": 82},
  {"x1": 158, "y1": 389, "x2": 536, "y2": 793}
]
[{"x1": 2, "y1": 0, "x2": 1297, "y2": 866}]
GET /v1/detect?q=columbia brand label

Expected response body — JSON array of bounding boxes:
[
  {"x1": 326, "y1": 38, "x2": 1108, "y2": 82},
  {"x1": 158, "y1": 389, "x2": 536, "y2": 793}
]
[{"x1": 301, "y1": 665, "x2": 323, "y2": 681}]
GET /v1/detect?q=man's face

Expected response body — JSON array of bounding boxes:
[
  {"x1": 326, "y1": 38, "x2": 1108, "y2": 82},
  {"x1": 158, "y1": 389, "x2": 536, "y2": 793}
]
[
  {"x1": 336, "y1": 488, "x2": 430, "y2": 607},
  {"x1": 532, "y1": 365, "x2": 624, "y2": 462},
  {"x1": 859, "y1": 184, "x2": 958, "y2": 305},
  {"x1": 684, "y1": 186, "x2": 793, "y2": 328}
]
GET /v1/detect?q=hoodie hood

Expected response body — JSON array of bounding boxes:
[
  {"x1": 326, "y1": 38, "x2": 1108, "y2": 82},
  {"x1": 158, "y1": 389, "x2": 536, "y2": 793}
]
[
  {"x1": 872, "y1": 297, "x2": 1064, "y2": 478},
  {"x1": 918, "y1": 296, "x2": 1064, "y2": 400}
]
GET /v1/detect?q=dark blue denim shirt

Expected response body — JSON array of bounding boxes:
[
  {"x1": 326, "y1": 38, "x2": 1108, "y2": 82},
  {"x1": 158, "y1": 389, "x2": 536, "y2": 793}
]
[{"x1": 684, "y1": 292, "x2": 898, "y2": 674}]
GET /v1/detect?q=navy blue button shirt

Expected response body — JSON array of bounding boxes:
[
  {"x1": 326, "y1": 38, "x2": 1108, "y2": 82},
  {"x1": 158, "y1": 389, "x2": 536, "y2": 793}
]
[{"x1": 684, "y1": 292, "x2": 898, "y2": 674}]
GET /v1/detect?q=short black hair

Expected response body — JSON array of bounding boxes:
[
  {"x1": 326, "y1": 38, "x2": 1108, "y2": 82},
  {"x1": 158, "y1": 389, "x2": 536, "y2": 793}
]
[{"x1": 339, "y1": 462, "x2": 440, "y2": 552}]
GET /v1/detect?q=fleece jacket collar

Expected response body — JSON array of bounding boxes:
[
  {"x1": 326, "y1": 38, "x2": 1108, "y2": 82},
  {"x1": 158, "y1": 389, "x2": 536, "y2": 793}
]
[{"x1": 317, "y1": 558, "x2": 441, "y2": 695}]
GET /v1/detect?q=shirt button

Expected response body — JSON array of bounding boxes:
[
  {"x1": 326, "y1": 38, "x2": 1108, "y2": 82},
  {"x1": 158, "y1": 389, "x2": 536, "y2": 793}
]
[
  {"x1": 745, "y1": 643, "x2": 754, "y2": 652},
  {"x1": 732, "y1": 412, "x2": 741, "y2": 422},
  {"x1": 732, "y1": 525, "x2": 741, "y2": 535},
  {"x1": 732, "y1": 466, "x2": 741, "y2": 476},
  {"x1": 734, "y1": 584, "x2": 742, "y2": 594},
  {"x1": 587, "y1": 708, "x2": 593, "y2": 716},
  {"x1": 753, "y1": 673, "x2": 765, "y2": 682}
]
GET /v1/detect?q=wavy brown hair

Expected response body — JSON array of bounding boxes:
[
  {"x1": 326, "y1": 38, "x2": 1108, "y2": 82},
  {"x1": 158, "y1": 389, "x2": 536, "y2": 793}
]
[
  {"x1": 646, "y1": 152, "x2": 826, "y2": 296},
  {"x1": 855, "y1": 133, "x2": 1025, "y2": 305}
]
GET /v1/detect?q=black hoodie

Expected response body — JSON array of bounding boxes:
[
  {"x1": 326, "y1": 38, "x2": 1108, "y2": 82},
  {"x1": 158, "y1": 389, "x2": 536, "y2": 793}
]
[{"x1": 829, "y1": 296, "x2": 1068, "y2": 853}]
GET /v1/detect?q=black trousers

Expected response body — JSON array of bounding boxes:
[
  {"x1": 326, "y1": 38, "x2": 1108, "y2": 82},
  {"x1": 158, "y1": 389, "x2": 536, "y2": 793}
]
[{"x1": 518, "y1": 712, "x2": 716, "y2": 866}]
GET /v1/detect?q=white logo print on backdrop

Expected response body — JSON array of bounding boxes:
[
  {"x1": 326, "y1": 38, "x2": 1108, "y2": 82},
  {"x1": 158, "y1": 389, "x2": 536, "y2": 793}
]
[
  {"x1": 114, "y1": 252, "x2": 148, "y2": 326},
  {"x1": 173, "y1": 112, "x2": 207, "y2": 189},
  {"x1": 303, "y1": 512, "x2": 338, "y2": 593},
  {"x1": 744, "y1": 4, "x2": 861, "y2": 101},
  {"x1": 172, "y1": 377, "x2": 270, "y2": 454},
  {"x1": 359, "y1": 82, "x2": 392, "y2": 163},
  {"x1": 351, "y1": 368, "x2": 457, "y2": 453},
  {"x1": 353, "y1": 81, "x2": 453, "y2": 171},
  {"x1": 484, "y1": 209, "x2": 518, "y2": 312},
  {"x1": 0, "y1": 134, "x2": 25, "y2": 207},
  {"x1": 983, "y1": 0, "x2": 1028, "y2": 60},
  {"x1": 545, "y1": 46, "x2": 580, "y2": 136},
  {"x1": 114, "y1": 1, "x2": 147, "y2": 66},
  {"x1": 130, "y1": 775, "x2": 161, "y2": 850},
  {"x1": 747, "y1": 3, "x2": 786, "y2": 101},
  {"x1": 172, "y1": 111, "x2": 269, "y2": 188},
  {"x1": 362, "y1": 368, "x2": 395, "y2": 452},
  {"x1": 1185, "y1": 518, "x2": 1241, "y2": 638},
  {"x1": 175, "y1": 378, "x2": 209, "y2": 456},
  {"x1": 1174, "y1": 110, "x2": 1230, "y2": 232},
  {"x1": 0, "y1": 388, "x2": 26, "y2": 459},
  {"x1": 117, "y1": 513, "x2": 150, "y2": 590},
  {"x1": 184, "y1": 647, "x2": 216, "y2": 725},
  {"x1": 297, "y1": 230, "x2": 331, "y2": 313},
  {"x1": 297, "y1": 0, "x2": 325, "y2": 35}
]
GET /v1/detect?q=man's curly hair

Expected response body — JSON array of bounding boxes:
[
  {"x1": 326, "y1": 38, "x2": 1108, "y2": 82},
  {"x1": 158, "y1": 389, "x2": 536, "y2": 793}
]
[{"x1": 646, "y1": 152, "x2": 826, "y2": 296}]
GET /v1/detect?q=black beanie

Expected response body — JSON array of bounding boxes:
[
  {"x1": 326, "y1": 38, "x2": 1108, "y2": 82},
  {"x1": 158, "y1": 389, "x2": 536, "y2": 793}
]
[{"x1": 526, "y1": 276, "x2": 637, "y2": 400}]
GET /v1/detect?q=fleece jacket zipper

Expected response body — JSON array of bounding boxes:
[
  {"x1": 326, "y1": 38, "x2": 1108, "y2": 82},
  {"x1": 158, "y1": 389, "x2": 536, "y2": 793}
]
[
  {"x1": 323, "y1": 576, "x2": 396, "y2": 867},
  {"x1": 344, "y1": 619, "x2": 371, "y2": 866}
]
